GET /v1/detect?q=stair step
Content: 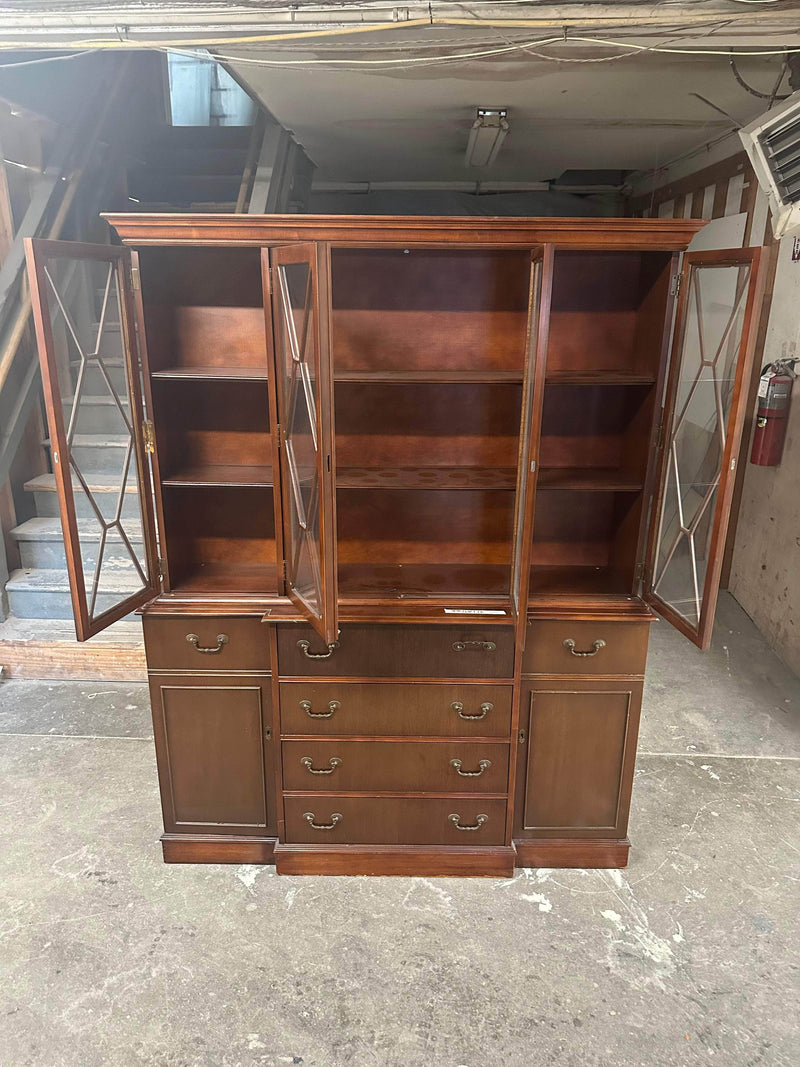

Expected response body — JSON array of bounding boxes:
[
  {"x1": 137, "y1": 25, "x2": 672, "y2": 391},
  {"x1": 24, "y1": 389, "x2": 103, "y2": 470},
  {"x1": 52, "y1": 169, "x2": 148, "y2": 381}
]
[
  {"x1": 43, "y1": 434, "x2": 132, "y2": 475},
  {"x1": 25, "y1": 473, "x2": 143, "y2": 520},
  {"x1": 10, "y1": 516, "x2": 145, "y2": 569},
  {"x1": 0, "y1": 615, "x2": 145, "y2": 681},
  {"x1": 65, "y1": 395, "x2": 131, "y2": 435},
  {"x1": 6, "y1": 564, "x2": 145, "y2": 620}
]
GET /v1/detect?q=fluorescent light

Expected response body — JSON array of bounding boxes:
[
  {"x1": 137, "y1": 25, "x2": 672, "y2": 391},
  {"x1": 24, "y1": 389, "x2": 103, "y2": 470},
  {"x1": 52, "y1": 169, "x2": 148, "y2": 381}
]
[{"x1": 465, "y1": 108, "x2": 509, "y2": 168}]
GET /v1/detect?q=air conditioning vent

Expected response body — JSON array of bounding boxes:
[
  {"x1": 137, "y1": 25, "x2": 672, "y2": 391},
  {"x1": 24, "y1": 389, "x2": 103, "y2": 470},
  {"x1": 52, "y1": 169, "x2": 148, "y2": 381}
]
[{"x1": 740, "y1": 90, "x2": 800, "y2": 237}]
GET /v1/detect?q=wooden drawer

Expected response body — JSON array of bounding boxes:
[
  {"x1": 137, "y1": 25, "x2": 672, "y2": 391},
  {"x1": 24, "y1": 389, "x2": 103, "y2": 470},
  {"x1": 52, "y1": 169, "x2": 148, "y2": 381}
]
[
  {"x1": 282, "y1": 740, "x2": 509, "y2": 793},
  {"x1": 277, "y1": 623, "x2": 514, "y2": 678},
  {"x1": 284, "y1": 796, "x2": 507, "y2": 845},
  {"x1": 522, "y1": 620, "x2": 650, "y2": 676},
  {"x1": 279, "y1": 682, "x2": 513, "y2": 737},
  {"x1": 144, "y1": 614, "x2": 270, "y2": 672}
]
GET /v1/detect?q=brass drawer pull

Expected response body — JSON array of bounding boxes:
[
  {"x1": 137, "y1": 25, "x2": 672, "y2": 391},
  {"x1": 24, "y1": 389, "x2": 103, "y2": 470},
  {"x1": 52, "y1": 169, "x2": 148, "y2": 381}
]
[
  {"x1": 451, "y1": 700, "x2": 493, "y2": 721},
  {"x1": 300, "y1": 756, "x2": 342, "y2": 775},
  {"x1": 452, "y1": 640, "x2": 496, "y2": 652},
  {"x1": 448, "y1": 813, "x2": 488, "y2": 832},
  {"x1": 297, "y1": 639, "x2": 339, "y2": 660},
  {"x1": 450, "y1": 758, "x2": 491, "y2": 777},
  {"x1": 300, "y1": 699, "x2": 340, "y2": 719},
  {"x1": 563, "y1": 638, "x2": 606, "y2": 658},
  {"x1": 303, "y1": 811, "x2": 342, "y2": 831},
  {"x1": 186, "y1": 633, "x2": 229, "y2": 654}
]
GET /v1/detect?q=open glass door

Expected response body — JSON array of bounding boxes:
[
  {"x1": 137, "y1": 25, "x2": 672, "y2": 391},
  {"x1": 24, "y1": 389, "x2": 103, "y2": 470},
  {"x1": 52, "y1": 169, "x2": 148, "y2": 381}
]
[
  {"x1": 511, "y1": 245, "x2": 552, "y2": 627},
  {"x1": 644, "y1": 247, "x2": 765, "y2": 649},
  {"x1": 25, "y1": 239, "x2": 160, "y2": 640},
  {"x1": 266, "y1": 242, "x2": 338, "y2": 647}
]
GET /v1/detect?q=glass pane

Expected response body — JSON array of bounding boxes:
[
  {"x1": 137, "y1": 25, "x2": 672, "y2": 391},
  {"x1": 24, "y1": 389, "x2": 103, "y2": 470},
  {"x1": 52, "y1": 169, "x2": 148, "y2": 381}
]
[
  {"x1": 652, "y1": 262, "x2": 751, "y2": 628},
  {"x1": 42, "y1": 254, "x2": 149, "y2": 622},
  {"x1": 511, "y1": 255, "x2": 542, "y2": 616},
  {"x1": 276, "y1": 259, "x2": 323, "y2": 620}
]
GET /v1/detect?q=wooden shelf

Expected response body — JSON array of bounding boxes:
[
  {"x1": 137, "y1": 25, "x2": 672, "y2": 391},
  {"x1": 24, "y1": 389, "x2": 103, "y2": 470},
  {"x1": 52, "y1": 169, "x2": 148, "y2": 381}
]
[
  {"x1": 537, "y1": 468, "x2": 644, "y2": 491},
  {"x1": 162, "y1": 464, "x2": 273, "y2": 488},
  {"x1": 338, "y1": 563, "x2": 511, "y2": 598},
  {"x1": 171, "y1": 562, "x2": 279, "y2": 595},
  {"x1": 529, "y1": 565, "x2": 632, "y2": 598},
  {"x1": 545, "y1": 371, "x2": 656, "y2": 385},
  {"x1": 151, "y1": 367, "x2": 268, "y2": 382},
  {"x1": 337, "y1": 466, "x2": 517, "y2": 490},
  {"x1": 335, "y1": 370, "x2": 523, "y2": 384}
]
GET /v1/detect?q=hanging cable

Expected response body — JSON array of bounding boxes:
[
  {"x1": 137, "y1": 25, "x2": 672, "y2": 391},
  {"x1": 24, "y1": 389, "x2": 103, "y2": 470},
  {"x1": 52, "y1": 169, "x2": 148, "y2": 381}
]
[{"x1": 729, "y1": 51, "x2": 792, "y2": 100}]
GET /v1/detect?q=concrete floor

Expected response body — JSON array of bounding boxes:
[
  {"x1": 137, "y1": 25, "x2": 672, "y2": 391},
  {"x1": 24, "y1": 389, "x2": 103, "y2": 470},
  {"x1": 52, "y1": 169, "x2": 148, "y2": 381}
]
[{"x1": 0, "y1": 592, "x2": 798, "y2": 1067}]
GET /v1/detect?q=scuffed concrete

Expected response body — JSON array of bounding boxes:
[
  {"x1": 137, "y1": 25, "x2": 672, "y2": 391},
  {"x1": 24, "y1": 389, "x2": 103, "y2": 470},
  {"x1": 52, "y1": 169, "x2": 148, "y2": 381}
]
[{"x1": 0, "y1": 592, "x2": 798, "y2": 1067}]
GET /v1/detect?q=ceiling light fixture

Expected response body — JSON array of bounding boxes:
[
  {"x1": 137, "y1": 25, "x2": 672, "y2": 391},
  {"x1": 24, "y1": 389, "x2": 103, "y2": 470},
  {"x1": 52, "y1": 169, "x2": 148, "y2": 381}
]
[{"x1": 465, "y1": 108, "x2": 509, "y2": 168}]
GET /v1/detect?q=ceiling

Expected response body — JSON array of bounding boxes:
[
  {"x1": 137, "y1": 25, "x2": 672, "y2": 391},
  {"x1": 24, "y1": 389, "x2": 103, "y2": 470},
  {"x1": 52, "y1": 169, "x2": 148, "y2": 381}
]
[{"x1": 223, "y1": 29, "x2": 791, "y2": 184}]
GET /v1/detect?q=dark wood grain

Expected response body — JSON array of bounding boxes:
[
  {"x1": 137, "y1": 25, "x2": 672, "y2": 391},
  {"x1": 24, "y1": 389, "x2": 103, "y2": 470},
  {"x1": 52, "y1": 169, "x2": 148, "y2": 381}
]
[
  {"x1": 277, "y1": 623, "x2": 515, "y2": 678},
  {"x1": 522, "y1": 620, "x2": 650, "y2": 677},
  {"x1": 143, "y1": 614, "x2": 270, "y2": 672},
  {"x1": 279, "y1": 681, "x2": 513, "y2": 736},
  {"x1": 149, "y1": 672, "x2": 275, "y2": 836},
  {"x1": 283, "y1": 796, "x2": 507, "y2": 845},
  {"x1": 513, "y1": 838, "x2": 629, "y2": 869},
  {"x1": 282, "y1": 739, "x2": 510, "y2": 793},
  {"x1": 162, "y1": 835, "x2": 276, "y2": 864},
  {"x1": 274, "y1": 843, "x2": 515, "y2": 876}
]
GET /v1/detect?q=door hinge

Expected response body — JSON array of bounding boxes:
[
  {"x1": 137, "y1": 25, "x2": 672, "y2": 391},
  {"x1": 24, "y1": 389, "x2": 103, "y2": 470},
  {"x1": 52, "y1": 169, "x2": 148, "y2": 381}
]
[
  {"x1": 670, "y1": 272, "x2": 682, "y2": 298},
  {"x1": 130, "y1": 265, "x2": 141, "y2": 292},
  {"x1": 634, "y1": 562, "x2": 645, "y2": 584},
  {"x1": 158, "y1": 557, "x2": 166, "y2": 578},
  {"x1": 142, "y1": 420, "x2": 155, "y2": 454},
  {"x1": 655, "y1": 418, "x2": 665, "y2": 450}
]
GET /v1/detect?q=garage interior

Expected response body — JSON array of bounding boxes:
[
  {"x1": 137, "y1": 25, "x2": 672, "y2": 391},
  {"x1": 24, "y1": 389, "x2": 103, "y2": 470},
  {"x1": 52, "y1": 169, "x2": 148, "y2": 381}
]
[{"x1": 0, "y1": 3, "x2": 799, "y2": 1064}]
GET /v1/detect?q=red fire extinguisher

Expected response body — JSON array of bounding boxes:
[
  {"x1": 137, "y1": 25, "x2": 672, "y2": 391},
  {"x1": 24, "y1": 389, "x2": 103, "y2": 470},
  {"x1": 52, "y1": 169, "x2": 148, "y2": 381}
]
[{"x1": 750, "y1": 358, "x2": 797, "y2": 467}]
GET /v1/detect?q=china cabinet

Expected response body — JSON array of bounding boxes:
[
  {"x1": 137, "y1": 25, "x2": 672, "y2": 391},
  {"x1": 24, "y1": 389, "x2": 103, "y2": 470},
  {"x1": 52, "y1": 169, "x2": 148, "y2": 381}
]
[{"x1": 25, "y1": 215, "x2": 764, "y2": 875}]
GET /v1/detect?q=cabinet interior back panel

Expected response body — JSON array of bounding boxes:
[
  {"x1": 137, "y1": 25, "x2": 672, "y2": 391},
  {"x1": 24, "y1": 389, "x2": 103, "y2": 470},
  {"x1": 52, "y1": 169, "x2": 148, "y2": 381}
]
[{"x1": 331, "y1": 248, "x2": 530, "y2": 372}]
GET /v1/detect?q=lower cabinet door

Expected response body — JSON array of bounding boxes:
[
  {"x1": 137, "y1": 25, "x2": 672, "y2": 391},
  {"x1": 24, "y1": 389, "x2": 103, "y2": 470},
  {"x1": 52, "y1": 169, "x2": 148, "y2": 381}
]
[
  {"x1": 284, "y1": 796, "x2": 507, "y2": 845},
  {"x1": 149, "y1": 673, "x2": 275, "y2": 836},
  {"x1": 516, "y1": 679, "x2": 643, "y2": 839}
]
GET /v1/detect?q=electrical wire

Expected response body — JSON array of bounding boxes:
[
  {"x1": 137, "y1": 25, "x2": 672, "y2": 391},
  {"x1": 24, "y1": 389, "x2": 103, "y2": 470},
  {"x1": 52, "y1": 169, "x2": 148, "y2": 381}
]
[
  {"x1": 0, "y1": 48, "x2": 96, "y2": 68},
  {"x1": 730, "y1": 51, "x2": 791, "y2": 100}
]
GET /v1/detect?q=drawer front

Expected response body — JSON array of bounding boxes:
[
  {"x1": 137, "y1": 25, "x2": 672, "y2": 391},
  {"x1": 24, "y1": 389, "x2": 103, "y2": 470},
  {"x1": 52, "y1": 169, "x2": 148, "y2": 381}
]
[
  {"x1": 278, "y1": 623, "x2": 514, "y2": 678},
  {"x1": 144, "y1": 615, "x2": 270, "y2": 672},
  {"x1": 284, "y1": 796, "x2": 507, "y2": 845},
  {"x1": 523, "y1": 620, "x2": 650, "y2": 676},
  {"x1": 282, "y1": 740, "x2": 509, "y2": 793},
  {"x1": 279, "y1": 682, "x2": 513, "y2": 737}
]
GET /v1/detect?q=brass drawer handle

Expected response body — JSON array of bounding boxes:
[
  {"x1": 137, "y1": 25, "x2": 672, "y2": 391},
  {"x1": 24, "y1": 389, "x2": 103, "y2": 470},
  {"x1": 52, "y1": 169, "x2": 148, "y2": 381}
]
[
  {"x1": 303, "y1": 811, "x2": 342, "y2": 831},
  {"x1": 300, "y1": 699, "x2": 340, "y2": 719},
  {"x1": 452, "y1": 640, "x2": 496, "y2": 652},
  {"x1": 448, "y1": 813, "x2": 488, "y2": 832},
  {"x1": 186, "y1": 633, "x2": 228, "y2": 654},
  {"x1": 297, "y1": 639, "x2": 339, "y2": 659},
  {"x1": 301, "y1": 756, "x2": 342, "y2": 775},
  {"x1": 451, "y1": 700, "x2": 493, "y2": 721},
  {"x1": 563, "y1": 638, "x2": 606, "y2": 658},
  {"x1": 450, "y1": 758, "x2": 491, "y2": 778}
]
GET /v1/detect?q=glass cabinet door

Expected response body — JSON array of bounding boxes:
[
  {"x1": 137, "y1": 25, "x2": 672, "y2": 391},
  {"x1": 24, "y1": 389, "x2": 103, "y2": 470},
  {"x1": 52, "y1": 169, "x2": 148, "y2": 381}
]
[
  {"x1": 511, "y1": 245, "x2": 552, "y2": 623},
  {"x1": 644, "y1": 247, "x2": 765, "y2": 649},
  {"x1": 25, "y1": 239, "x2": 160, "y2": 640},
  {"x1": 265, "y1": 243, "x2": 338, "y2": 647}
]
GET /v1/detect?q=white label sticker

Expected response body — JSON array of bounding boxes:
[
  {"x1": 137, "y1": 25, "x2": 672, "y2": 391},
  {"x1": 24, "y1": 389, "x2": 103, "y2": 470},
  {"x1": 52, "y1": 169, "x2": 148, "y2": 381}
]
[
  {"x1": 444, "y1": 608, "x2": 507, "y2": 616},
  {"x1": 758, "y1": 374, "x2": 772, "y2": 399}
]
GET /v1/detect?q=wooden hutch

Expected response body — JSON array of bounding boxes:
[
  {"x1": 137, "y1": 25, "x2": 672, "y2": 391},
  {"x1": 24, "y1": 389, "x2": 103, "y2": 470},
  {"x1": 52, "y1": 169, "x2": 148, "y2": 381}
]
[{"x1": 25, "y1": 216, "x2": 764, "y2": 876}]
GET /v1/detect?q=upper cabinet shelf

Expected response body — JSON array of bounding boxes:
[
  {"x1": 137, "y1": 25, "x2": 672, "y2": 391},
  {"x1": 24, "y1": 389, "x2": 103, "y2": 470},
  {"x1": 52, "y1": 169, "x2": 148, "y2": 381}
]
[
  {"x1": 151, "y1": 366, "x2": 268, "y2": 381},
  {"x1": 545, "y1": 371, "x2": 656, "y2": 385},
  {"x1": 334, "y1": 369, "x2": 523, "y2": 384}
]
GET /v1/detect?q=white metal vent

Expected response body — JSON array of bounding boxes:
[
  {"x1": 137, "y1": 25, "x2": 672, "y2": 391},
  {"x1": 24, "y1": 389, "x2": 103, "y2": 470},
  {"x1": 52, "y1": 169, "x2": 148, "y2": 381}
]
[{"x1": 740, "y1": 90, "x2": 800, "y2": 238}]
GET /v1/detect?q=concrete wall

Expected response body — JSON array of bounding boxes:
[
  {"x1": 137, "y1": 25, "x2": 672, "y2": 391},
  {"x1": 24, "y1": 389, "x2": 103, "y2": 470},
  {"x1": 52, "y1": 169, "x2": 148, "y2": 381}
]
[{"x1": 729, "y1": 235, "x2": 800, "y2": 675}]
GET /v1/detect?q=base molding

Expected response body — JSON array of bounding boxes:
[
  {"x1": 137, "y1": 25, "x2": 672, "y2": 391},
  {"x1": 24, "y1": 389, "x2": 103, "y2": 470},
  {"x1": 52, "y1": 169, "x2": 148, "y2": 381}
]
[
  {"x1": 161, "y1": 834, "x2": 276, "y2": 864},
  {"x1": 514, "y1": 837, "x2": 630, "y2": 868},
  {"x1": 274, "y1": 843, "x2": 516, "y2": 877}
]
